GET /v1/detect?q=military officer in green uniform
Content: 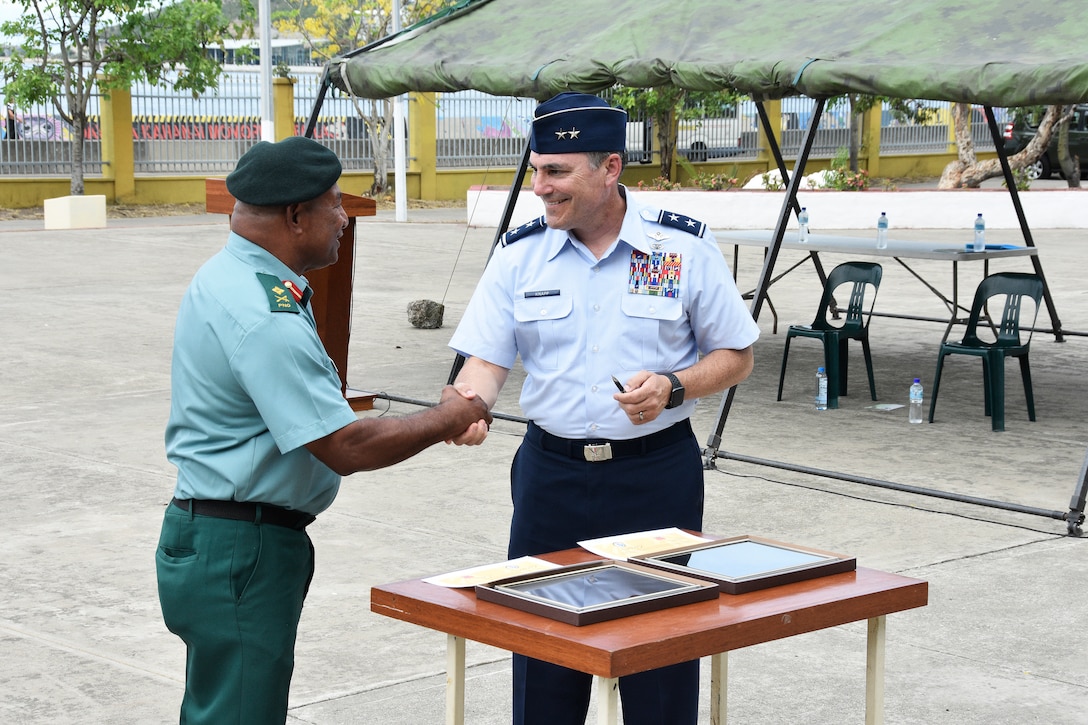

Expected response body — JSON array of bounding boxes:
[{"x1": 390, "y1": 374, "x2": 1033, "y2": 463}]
[{"x1": 156, "y1": 136, "x2": 491, "y2": 724}]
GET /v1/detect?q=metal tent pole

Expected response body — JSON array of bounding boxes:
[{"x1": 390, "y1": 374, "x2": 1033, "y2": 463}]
[
  {"x1": 447, "y1": 139, "x2": 532, "y2": 384},
  {"x1": 704, "y1": 98, "x2": 826, "y2": 465},
  {"x1": 983, "y1": 105, "x2": 1064, "y2": 341}
]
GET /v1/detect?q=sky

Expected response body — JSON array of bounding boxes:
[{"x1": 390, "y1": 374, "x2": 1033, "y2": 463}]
[{"x1": 0, "y1": 2, "x2": 20, "y2": 25}]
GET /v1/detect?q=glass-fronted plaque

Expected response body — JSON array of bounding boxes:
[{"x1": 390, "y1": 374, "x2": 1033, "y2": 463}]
[
  {"x1": 475, "y1": 560, "x2": 719, "y2": 625},
  {"x1": 632, "y1": 535, "x2": 856, "y2": 594}
]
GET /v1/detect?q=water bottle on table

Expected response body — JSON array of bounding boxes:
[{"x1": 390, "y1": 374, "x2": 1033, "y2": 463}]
[
  {"x1": 909, "y1": 378, "x2": 924, "y2": 424},
  {"x1": 798, "y1": 207, "x2": 810, "y2": 243},
  {"x1": 815, "y1": 367, "x2": 828, "y2": 411},
  {"x1": 973, "y1": 213, "x2": 986, "y2": 252},
  {"x1": 876, "y1": 212, "x2": 889, "y2": 250}
]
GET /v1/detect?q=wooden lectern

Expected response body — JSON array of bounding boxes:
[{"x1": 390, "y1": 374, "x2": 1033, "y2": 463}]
[{"x1": 205, "y1": 178, "x2": 377, "y2": 411}]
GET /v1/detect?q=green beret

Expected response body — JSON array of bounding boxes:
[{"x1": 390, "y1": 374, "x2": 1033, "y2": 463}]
[{"x1": 226, "y1": 136, "x2": 342, "y2": 206}]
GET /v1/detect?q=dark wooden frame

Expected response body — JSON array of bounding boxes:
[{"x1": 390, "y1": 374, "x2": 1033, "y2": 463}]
[
  {"x1": 475, "y1": 560, "x2": 719, "y2": 626},
  {"x1": 632, "y1": 535, "x2": 856, "y2": 595}
]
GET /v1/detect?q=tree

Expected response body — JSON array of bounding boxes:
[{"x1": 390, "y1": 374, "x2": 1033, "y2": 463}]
[
  {"x1": 272, "y1": 0, "x2": 458, "y2": 196},
  {"x1": 938, "y1": 103, "x2": 1068, "y2": 189},
  {"x1": 1, "y1": 0, "x2": 241, "y2": 196},
  {"x1": 612, "y1": 86, "x2": 741, "y2": 181},
  {"x1": 1054, "y1": 104, "x2": 1081, "y2": 188}
]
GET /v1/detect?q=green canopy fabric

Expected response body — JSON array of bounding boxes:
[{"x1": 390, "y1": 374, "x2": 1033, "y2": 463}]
[{"x1": 329, "y1": 0, "x2": 1088, "y2": 106}]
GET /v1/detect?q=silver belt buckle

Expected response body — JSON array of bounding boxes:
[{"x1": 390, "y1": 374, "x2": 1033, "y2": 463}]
[{"x1": 583, "y1": 443, "x2": 613, "y2": 462}]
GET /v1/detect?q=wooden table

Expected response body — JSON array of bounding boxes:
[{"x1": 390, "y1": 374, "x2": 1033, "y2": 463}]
[
  {"x1": 372, "y1": 546, "x2": 928, "y2": 724},
  {"x1": 720, "y1": 229, "x2": 1041, "y2": 342}
]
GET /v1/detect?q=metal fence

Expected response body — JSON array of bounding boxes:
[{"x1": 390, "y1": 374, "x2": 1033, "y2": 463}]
[
  {"x1": 1, "y1": 94, "x2": 103, "y2": 176},
  {"x1": 128, "y1": 69, "x2": 380, "y2": 173},
  {"x1": 0, "y1": 72, "x2": 1004, "y2": 178},
  {"x1": 430, "y1": 92, "x2": 535, "y2": 168}
]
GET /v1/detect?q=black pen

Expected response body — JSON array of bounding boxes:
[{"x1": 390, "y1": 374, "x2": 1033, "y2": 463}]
[{"x1": 611, "y1": 375, "x2": 626, "y2": 393}]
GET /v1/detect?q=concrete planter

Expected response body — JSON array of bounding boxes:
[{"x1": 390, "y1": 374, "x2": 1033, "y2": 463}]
[
  {"x1": 467, "y1": 186, "x2": 1088, "y2": 230},
  {"x1": 44, "y1": 194, "x2": 107, "y2": 230}
]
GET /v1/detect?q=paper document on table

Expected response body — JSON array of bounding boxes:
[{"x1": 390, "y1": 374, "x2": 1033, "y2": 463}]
[
  {"x1": 423, "y1": 556, "x2": 561, "y2": 588},
  {"x1": 578, "y1": 527, "x2": 711, "y2": 561}
]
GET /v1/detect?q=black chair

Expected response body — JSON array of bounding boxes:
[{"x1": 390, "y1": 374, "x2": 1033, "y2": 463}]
[
  {"x1": 928, "y1": 272, "x2": 1044, "y2": 432},
  {"x1": 777, "y1": 262, "x2": 882, "y2": 409}
]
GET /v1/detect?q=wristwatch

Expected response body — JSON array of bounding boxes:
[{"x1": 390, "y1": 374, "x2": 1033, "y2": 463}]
[{"x1": 662, "y1": 372, "x2": 685, "y2": 409}]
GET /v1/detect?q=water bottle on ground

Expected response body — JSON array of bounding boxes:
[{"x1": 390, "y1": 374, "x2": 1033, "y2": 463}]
[
  {"x1": 909, "y1": 378, "x2": 924, "y2": 424},
  {"x1": 816, "y1": 367, "x2": 828, "y2": 411},
  {"x1": 973, "y1": 213, "x2": 986, "y2": 252},
  {"x1": 876, "y1": 212, "x2": 889, "y2": 250},
  {"x1": 798, "y1": 207, "x2": 810, "y2": 243}
]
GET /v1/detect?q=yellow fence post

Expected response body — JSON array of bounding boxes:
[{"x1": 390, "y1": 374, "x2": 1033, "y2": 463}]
[
  {"x1": 410, "y1": 92, "x2": 438, "y2": 200},
  {"x1": 863, "y1": 100, "x2": 882, "y2": 178},
  {"x1": 274, "y1": 77, "x2": 296, "y2": 141},
  {"x1": 99, "y1": 83, "x2": 135, "y2": 202}
]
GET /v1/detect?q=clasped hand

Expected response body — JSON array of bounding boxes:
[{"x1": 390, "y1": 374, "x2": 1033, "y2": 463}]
[{"x1": 443, "y1": 383, "x2": 491, "y2": 446}]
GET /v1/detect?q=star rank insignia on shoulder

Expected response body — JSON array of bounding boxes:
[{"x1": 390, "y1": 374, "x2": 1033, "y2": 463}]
[
  {"x1": 256, "y1": 272, "x2": 302, "y2": 313},
  {"x1": 501, "y1": 215, "x2": 547, "y2": 247},
  {"x1": 651, "y1": 209, "x2": 707, "y2": 238}
]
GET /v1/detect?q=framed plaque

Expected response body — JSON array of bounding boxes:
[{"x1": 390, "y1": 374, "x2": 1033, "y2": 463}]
[
  {"x1": 475, "y1": 560, "x2": 719, "y2": 626},
  {"x1": 631, "y1": 535, "x2": 856, "y2": 594}
]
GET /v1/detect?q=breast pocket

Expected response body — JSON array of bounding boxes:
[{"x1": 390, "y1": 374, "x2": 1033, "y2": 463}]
[
  {"x1": 619, "y1": 294, "x2": 683, "y2": 370},
  {"x1": 514, "y1": 294, "x2": 573, "y2": 371}
]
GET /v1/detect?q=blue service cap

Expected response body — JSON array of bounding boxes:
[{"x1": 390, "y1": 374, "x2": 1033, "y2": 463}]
[{"x1": 530, "y1": 92, "x2": 627, "y2": 154}]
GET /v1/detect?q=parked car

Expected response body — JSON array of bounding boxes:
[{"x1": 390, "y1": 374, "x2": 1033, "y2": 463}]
[
  {"x1": 1002, "y1": 105, "x2": 1088, "y2": 179},
  {"x1": 626, "y1": 114, "x2": 749, "y2": 164}
]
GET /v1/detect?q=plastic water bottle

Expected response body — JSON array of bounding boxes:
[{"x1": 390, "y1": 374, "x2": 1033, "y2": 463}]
[
  {"x1": 815, "y1": 367, "x2": 828, "y2": 410},
  {"x1": 798, "y1": 207, "x2": 810, "y2": 243},
  {"x1": 972, "y1": 213, "x2": 986, "y2": 252},
  {"x1": 909, "y1": 378, "x2": 924, "y2": 424},
  {"x1": 876, "y1": 212, "x2": 889, "y2": 250}
]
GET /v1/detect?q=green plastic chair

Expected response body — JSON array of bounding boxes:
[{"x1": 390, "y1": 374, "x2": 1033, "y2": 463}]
[
  {"x1": 777, "y1": 262, "x2": 882, "y2": 409},
  {"x1": 928, "y1": 272, "x2": 1044, "y2": 432}
]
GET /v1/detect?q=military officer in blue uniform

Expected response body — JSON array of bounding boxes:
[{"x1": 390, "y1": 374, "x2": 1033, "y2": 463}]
[
  {"x1": 156, "y1": 136, "x2": 491, "y2": 725},
  {"x1": 448, "y1": 93, "x2": 760, "y2": 725}
]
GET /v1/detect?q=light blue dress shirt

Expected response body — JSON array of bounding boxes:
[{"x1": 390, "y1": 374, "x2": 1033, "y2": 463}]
[
  {"x1": 449, "y1": 188, "x2": 760, "y2": 440},
  {"x1": 166, "y1": 232, "x2": 359, "y2": 514}
]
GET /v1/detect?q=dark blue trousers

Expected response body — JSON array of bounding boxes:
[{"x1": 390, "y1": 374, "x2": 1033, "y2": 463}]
[{"x1": 508, "y1": 422, "x2": 705, "y2": 725}]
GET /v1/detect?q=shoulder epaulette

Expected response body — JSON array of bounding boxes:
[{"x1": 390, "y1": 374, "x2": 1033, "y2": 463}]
[
  {"x1": 256, "y1": 272, "x2": 302, "y2": 313},
  {"x1": 501, "y1": 216, "x2": 547, "y2": 247},
  {"x1": 654, "y1": 209, "x2": 707, "y2": 238}
]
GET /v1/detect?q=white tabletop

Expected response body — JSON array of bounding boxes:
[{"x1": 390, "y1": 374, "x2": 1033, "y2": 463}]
[{"x1": 718, "y1": 230, "x2": 1039, "y2": 262}]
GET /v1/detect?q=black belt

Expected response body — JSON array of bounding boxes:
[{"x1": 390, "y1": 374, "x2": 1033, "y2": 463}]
[
  {"x1": 171, "y1": 497, "x2": 315, "y2": 531},
  {"x1": 528, "y1": 419, "x2": 693, "y2": 462}
]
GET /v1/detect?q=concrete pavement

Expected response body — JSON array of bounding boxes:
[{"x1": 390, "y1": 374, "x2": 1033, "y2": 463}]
[{"x1": 1, "y1": 207, "x2": 1086, "y2": 723}]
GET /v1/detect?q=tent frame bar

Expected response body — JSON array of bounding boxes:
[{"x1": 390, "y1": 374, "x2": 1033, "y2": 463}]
[{"x1": 703, "y1": 101, "x2": 1083, "y2": 536}]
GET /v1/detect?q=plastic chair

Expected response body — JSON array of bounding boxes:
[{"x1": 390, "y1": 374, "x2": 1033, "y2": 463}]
[
  {"x1": 928, "y1": 272, "x2": 1044, "y2": 432},
  {"x1": 777, "y1": 262, "x2": 882, "y2": 409}
]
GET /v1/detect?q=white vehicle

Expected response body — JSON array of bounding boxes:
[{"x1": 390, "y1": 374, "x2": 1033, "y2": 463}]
[{"x1": 626, "y1": 113, "x2": 750, "y2": 163}]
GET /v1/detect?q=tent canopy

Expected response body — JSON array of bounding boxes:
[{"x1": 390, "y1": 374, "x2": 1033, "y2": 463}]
[{"x1": 328, "y1": 0, "x2": 1088, "y2": 106}]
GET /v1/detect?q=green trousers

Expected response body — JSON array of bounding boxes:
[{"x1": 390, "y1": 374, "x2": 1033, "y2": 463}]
[{"x1": 156, "y1": 503, "x2": 314, "y2": 724}]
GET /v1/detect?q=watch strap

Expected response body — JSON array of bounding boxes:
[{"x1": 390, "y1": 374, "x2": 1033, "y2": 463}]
[{"x1": 663, "y1": 372, "x2": 685, "y2": 409}]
